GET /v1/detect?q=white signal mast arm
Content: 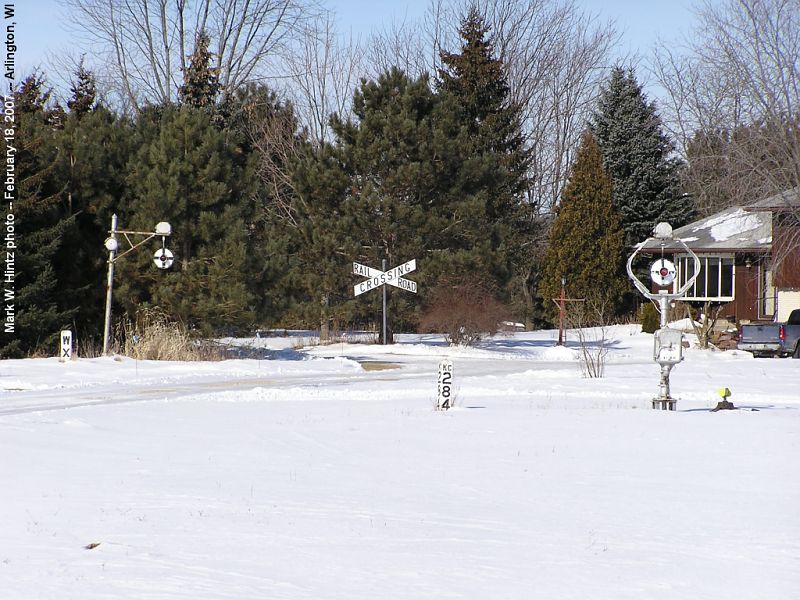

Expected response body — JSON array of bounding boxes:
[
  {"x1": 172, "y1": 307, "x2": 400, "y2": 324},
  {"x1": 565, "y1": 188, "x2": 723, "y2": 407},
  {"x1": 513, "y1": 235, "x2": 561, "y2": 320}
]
[{"x1": 626, "y1": 231, "x2": 701, "y2": 301}]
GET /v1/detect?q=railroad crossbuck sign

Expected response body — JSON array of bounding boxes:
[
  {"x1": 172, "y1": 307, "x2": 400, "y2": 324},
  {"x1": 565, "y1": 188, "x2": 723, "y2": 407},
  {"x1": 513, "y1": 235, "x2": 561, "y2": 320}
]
[{"x1": 353, "y1": 259, "x2": 417, "y2": 296}]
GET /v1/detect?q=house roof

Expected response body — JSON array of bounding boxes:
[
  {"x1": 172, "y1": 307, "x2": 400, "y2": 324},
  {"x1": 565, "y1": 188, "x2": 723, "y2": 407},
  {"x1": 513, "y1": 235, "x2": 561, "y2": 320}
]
[
  {"x1": 640, "y1": 206, "x2": 772, "y2": 253},
  {"x1": 744, "y1": 187, "x2": 800, "y2": 212}
]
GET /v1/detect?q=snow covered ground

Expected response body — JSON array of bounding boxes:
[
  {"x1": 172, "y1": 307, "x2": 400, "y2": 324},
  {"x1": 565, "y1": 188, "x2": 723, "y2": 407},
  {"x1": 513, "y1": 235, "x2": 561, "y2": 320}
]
[{"x1": 1, "y1": 325, "x2": 798, "y2": 599}]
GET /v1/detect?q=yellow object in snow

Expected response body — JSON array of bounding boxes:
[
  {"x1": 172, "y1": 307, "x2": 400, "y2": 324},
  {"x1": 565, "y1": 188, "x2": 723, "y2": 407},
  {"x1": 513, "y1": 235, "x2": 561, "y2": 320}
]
[{"x1": 717, "y1": 387, "x2": 731, "y2": 398}]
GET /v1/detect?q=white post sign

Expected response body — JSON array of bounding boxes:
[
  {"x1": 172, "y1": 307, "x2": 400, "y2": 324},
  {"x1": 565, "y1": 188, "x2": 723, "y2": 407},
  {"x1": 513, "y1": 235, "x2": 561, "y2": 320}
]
[
  {"x1": 437, "y1": 359, "x2": 454, "y2": 410},
  {"x1": 353, "y1": 259, "x2": 417, "y2": 296},
  {"x1": 60, "y1": 330, "x2": 73, "y2": 362}
]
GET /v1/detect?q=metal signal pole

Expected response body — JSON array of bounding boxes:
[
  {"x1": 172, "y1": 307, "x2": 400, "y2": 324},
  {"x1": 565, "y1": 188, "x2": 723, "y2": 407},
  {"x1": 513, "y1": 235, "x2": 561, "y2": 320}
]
[
  {"x1": 626, "y1": 222, "x2": 700, "y2": 410},
  {"x1": 101, "y1": 215, "x2": 173, "y2": 355},
  {"x1": 102, "y1": 214, "x2": 119, "y2": 356}
]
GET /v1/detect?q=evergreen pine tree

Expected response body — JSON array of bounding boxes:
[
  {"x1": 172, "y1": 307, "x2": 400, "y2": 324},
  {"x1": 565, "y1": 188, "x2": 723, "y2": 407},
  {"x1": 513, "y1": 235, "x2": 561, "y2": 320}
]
[
  {"x1": 54, "y1": 68, "x2": 133, "y2": 341},
  {"x1": 539, "y1": 131, "x2": 627, "y2": 324},
  {"x1": 328, "y1": 69, "x2": 440, "y2": 335},
  {"x1": 283, "y1": 140, "x2": 357, "y2": 336},
  {"x1": 0, "y1": 75, "x2": 75, "y2": 357},
  {"x1": 121, "y1": 105, "x2": 256, "y2": 334},
  {"x1": 218, "y1": 84, "x2": 304, "y2": 326},
  {"x1": 319, "y1": 59, "x2": 529, "y2": 336},
  {"x1": 15, "y1": 75, "x2": 65, "y2": 125},
  {"x1": 591, "y1": 66, "x2": 693, "y2": 247}
]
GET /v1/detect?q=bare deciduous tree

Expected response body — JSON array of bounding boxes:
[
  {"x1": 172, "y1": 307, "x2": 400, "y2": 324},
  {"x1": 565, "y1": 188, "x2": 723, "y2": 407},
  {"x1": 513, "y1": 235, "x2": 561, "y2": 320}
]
[
  {"x1": 282, "y1": 12, "x2": 364, "y2": 146},
  {"x1": 652, "y1": 0, "x2": 800, "y2": 219},
  {"x1": 479, "y1": 0, "x2": 618, "y2": 212},
  {"x1": 673, "y1": 300, "x2": 722, "y2": 350},
  {"x1": 566, "y1": 298, "x2": 613, "y2": 379},
  {"x1": 365, "y1": 18, "x2": 433, "y2": 80},
  {"x1": 63, "y1": 0, "x2": 315, "y2": 111},
  {"x1": 363, "y1": 0, "x2": 448, "y2": 81},
  {"x1": 246, "y1": 102, "x2": 303, "y2": 227}
]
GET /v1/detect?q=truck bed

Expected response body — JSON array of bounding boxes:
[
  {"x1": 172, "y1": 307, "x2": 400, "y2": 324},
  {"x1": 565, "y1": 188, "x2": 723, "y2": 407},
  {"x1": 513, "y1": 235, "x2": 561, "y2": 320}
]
[
  {"x1": 737, "y1": 323, "x2": 784, "y2": 357},
  {"x1": 738, "y1": 309, "x2": 800, "y2": 358}
]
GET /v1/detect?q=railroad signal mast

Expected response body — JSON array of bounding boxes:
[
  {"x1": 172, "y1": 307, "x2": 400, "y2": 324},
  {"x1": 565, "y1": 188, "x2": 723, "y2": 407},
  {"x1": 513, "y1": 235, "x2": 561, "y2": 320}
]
[
  {"x1": 627, "y1": 222, "x2": 700, "y2": 410},
  {"x1": 102, "y1": 214, "x2": 174, "y2": 355}
]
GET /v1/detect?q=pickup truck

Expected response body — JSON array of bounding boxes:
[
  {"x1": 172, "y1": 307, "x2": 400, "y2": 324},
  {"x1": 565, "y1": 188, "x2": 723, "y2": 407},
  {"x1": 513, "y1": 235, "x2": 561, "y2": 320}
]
[{"x1": 738, "y1": 308, "x2": 800, "y2": 358}]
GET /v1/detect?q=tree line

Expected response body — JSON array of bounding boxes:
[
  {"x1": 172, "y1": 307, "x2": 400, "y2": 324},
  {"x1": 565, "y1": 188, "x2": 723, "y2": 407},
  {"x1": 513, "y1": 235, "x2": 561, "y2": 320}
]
[{"x1": 2, "y1": 0, "x2": 797, "y2": 357}]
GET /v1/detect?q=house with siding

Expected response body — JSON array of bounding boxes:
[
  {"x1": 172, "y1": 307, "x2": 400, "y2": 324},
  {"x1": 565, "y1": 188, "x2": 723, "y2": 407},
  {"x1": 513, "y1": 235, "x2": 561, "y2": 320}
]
[{"x1": 640, "y1": 188, "x2": 800, "y2": 323}]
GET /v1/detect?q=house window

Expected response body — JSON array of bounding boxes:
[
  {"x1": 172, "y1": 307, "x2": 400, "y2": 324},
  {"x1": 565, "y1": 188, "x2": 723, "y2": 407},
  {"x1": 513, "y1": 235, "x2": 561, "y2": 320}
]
[{"x1": 675, "y1": 254, "x2": 735, "y2": 301}]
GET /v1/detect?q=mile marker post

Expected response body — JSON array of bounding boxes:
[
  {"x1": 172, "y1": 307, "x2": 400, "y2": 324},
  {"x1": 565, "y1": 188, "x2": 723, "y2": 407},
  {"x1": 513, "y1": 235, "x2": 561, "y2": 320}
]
[{"x1": 437, "y1": 358, "x2": 454, "y2": 410}]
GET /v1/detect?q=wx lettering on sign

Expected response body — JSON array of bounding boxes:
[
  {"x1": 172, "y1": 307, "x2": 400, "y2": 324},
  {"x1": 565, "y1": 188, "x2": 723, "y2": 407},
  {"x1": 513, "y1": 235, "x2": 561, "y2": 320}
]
[
  {"x1": 60, "y1": 330, "x2": 73, "y2": 363},
  {"x1": 353, "y1": 259, "x2": 417, "y2": 296}
]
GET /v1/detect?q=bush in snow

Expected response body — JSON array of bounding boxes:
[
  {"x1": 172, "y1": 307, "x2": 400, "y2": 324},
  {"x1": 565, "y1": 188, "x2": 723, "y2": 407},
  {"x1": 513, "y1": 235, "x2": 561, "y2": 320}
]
[
  {"x1": 568, "y1": 299, "x2": 614, "y2": 378},
  {"x1": 419, "y1": 276, "x2": 509, "y2": 346},
  {"x1": 639, "y1": 302, "x2": 660, "y2": 334}
]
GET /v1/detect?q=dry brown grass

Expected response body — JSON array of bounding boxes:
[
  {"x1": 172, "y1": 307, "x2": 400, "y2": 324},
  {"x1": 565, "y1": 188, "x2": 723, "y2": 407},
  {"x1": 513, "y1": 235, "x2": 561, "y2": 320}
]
[{"x1": 120, "y1": 308, "x2": 224, "y2": 361}]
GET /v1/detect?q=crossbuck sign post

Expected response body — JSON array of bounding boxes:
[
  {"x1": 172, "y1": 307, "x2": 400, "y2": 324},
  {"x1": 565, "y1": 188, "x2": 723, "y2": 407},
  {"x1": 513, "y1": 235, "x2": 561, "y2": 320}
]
[{"x1": 353, "y1": 259, "x2": 417, "y2": 344}]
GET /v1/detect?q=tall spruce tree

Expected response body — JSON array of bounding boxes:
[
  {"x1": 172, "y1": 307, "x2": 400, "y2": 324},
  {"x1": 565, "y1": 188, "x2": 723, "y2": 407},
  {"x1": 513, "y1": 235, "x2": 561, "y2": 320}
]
[
  {"x1": 179, "y1": 31, "x2": 221, "y2": 110},
  {"x1": 0, "y1": 75, "x2": 75, "y2": 357},
  {"x1": 591, "y1": 66, "x2": 693, "y2": 247},
  {"x1": 539, "y1": 131, "x2": 627, "y2": 323},
  {"x1": 437, "y1": 6, "x2": 528, "y2": 193},
  {"x1": 436, "y1": 6, "x2": 533, "y2": 317},
  {"x1": 66, "y1": 62, "x2": 97, "y2": 116}
]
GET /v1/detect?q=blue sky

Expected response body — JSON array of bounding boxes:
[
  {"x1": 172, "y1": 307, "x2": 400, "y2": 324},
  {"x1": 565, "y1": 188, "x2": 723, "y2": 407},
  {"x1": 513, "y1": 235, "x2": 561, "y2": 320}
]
[{"x1": 16, "y1": 0, "x2": 699, "y2": 90}]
